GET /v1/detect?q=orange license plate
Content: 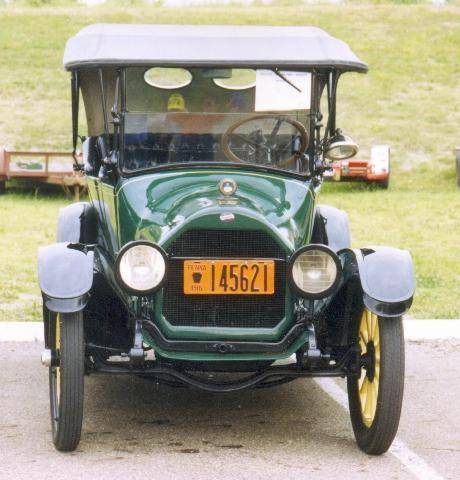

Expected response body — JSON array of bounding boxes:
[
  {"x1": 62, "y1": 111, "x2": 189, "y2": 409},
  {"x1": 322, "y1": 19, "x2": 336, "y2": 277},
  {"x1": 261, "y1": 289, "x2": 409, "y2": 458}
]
[{"x1": 184, "y1": 260, "x2": 275, "y2": 295}]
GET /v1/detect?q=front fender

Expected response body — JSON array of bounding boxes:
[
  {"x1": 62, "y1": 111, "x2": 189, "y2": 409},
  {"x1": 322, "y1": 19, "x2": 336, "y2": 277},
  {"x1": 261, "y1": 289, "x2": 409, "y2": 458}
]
[
  {"x1": 38, "y1": 243, "x2": 94, "y2": 313},
  {"x1": 316, "y1": 204, "x2": 351, "y2": 251},
  {"x1": 57, "y1": 202, "x2": 97, "y2": 244},
  {"x1": 340, "y1": 247, "x2": 415, "y2": 317}
]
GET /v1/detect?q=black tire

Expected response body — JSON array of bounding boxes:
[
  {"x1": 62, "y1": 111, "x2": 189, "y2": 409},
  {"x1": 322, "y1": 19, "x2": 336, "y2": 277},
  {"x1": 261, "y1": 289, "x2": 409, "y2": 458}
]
[
  {"x1": 47, "y1": 310, "x2": 85, "y2": 452},
  {"x1": 347, "y1": 310, "x2": 404, "y2": 455},
  {"x1": 377, "y1": 177, "x2": 389, "y2": 189}
]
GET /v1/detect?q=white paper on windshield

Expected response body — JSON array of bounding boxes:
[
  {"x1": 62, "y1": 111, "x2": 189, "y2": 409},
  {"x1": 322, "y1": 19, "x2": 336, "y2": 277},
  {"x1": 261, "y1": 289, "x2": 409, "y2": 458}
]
[{"x1": 255, "y1": 70, "x2": 311, "y2": 112}]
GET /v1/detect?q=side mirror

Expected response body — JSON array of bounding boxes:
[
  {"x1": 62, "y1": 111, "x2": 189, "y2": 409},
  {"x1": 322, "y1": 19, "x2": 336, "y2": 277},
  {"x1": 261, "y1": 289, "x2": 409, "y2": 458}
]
[{"x1": 324, "y1": 131, "x2": 359, "y2": 161}]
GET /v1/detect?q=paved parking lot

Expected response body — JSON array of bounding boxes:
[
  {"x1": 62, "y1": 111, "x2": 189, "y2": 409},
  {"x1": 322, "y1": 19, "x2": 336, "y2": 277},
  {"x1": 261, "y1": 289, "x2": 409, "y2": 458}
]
[{"x1": 0, "y1": 333, "x2": 459, "y2": 480}]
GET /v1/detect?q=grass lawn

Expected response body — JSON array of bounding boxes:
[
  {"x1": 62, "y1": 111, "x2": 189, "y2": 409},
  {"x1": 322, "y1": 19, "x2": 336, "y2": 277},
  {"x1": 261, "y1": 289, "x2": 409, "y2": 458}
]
[{"x1": 0, "y1": 3, "x2": 459, "y2": 320}]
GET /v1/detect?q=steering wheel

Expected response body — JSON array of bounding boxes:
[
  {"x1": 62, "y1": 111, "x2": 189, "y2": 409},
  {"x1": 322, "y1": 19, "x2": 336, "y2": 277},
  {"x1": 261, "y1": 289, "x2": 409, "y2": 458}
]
[{"x1": 221, "y1": 115, "x2": 309, "y2": 168}]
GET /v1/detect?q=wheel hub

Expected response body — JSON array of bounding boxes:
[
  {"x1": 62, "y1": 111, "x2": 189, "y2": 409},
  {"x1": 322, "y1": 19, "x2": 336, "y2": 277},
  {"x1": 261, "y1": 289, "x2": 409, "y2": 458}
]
[
  {"x1": 361, "y1": 341, "x2": 376, "y2": 381},
  {"x1": 41, "y1": 348, "x2": 60, "y2": 367}
]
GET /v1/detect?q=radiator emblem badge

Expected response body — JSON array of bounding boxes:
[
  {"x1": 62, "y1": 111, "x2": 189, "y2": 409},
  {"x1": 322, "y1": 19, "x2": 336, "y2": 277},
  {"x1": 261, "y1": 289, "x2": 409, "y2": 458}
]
[{"x1": 219, "y1": 178, "x2": 237, "y2": 196}]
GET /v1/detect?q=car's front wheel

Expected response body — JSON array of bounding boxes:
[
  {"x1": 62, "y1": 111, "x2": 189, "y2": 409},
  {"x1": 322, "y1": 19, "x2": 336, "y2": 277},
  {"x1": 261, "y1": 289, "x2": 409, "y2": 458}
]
[
  {"x1": 46, "y1": 309, "x2": 85, "y2": 451},
  {"x1": 347, "y1": 309, "x2": 404, "y2": 455}
]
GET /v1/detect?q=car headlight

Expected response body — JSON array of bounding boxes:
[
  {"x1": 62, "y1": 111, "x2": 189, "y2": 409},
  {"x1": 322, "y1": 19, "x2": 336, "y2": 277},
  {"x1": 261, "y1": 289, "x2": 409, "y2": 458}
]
[
  {"x1": 115, "y1": 241, "x2": 167, "y2": 294},
  {"x1": 324, "y1": 132, "x2": 359, "y2": 161},
  {"x1": 289, "y1": 245, "x2": 341, "y2": 298}
]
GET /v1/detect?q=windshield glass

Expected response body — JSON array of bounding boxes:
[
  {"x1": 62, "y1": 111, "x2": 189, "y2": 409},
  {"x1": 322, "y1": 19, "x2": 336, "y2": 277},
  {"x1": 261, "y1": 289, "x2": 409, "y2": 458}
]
[{"x1": 123, "y1": 67, "x2": 312, "y2": 174}]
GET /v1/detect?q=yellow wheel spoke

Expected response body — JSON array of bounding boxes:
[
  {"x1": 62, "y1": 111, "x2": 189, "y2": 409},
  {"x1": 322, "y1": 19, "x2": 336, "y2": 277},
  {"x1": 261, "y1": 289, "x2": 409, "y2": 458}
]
[
  {"x1": 366, "y1": 310, "x2": 372, "y2": 339},
  {"x1": 363, "y1": 381, "x2": 372, "y2": 419},
  {"x1": 358, "y1": 309, "x2": 381, "y2": 428},
  {"x1": 358, "y1": 367, "x2": 366, "y2": 389},
  {"x1": 360, "y1": 311, "x2": 369, "y2": 344},
  {"x1": 373, "y1": 320, "x2": 380, "y2": 347}
]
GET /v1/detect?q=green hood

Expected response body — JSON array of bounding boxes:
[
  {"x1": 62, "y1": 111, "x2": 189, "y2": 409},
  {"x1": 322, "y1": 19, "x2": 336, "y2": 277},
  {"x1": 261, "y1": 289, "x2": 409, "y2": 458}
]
[{"x1": 116, "y1": 168, "x2": 316, "y2": 253}]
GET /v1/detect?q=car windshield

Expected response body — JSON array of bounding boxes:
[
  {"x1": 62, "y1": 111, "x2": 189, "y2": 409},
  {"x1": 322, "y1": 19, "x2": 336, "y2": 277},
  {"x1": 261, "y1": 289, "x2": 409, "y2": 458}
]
[{"x1": 122, "y1": 67, "x2": 312, "y2": 174}]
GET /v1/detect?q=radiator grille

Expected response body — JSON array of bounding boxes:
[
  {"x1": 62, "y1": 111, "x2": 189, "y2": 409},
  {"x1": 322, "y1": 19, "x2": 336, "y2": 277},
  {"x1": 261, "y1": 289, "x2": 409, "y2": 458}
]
[{"x1": 162, "y1": 230, "x2": 286, "y2": 329}]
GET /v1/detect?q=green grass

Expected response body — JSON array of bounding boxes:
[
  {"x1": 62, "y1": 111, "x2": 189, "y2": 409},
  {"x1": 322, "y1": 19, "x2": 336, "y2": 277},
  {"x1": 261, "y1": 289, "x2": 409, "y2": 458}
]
[
  {"x1": 0, "y1": 188, "x2": 71, "y2": 321},
  {"x1": 0, "y1": 4, "x2": 459, "y2": 320}
]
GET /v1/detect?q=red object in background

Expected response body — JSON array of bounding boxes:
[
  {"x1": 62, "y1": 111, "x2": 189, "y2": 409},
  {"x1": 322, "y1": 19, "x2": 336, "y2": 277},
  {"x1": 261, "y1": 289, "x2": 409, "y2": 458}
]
[{"x1": 329, "y1": 145, "x2": 391, "y2": 188}]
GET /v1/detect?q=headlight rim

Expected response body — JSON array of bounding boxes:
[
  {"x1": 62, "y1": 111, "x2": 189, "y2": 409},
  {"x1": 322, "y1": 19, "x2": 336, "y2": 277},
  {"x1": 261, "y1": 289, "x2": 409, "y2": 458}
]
[
  {"x1": 288, "y1": 244, "x2": 342, "y2": 299},
  {"x1": 324, "y1": 133, "x2": 359, "y2": 161},
  {"x1": 115, "y1": 240, "x2": 168, "y2": 296}
]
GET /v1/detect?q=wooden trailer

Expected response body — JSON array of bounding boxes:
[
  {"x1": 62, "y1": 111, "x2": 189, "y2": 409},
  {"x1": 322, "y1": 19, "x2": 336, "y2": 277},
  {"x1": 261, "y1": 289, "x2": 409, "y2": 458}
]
[{"x1": 0, "y1": 147, "x2": 85, "y2": 200}]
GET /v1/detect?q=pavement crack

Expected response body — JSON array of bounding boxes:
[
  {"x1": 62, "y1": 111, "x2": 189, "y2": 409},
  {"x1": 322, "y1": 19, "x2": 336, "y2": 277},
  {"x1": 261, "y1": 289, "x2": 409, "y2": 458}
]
[{"x1": 424, "y1": 447, "x2": 460, "y2": 452}]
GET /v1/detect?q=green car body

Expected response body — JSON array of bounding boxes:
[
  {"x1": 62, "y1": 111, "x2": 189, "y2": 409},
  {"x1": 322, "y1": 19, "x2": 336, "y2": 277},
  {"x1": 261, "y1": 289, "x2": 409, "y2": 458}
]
[{"x1": 88, "y1": 168, "x2": 316, "y2": 361}]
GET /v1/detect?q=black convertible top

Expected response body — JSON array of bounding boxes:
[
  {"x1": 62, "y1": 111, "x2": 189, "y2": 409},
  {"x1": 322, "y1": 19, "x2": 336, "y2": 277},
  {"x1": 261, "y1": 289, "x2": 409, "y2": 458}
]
[{"x1": 63, "y1": 24, "x2": 368, "y2": 73}]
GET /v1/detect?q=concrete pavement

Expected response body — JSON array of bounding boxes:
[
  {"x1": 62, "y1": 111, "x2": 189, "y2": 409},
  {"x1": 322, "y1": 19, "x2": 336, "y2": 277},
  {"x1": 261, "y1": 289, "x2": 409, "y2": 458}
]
[{"x1": 0, "y1": 337, "x2": 459, "y2": 480}]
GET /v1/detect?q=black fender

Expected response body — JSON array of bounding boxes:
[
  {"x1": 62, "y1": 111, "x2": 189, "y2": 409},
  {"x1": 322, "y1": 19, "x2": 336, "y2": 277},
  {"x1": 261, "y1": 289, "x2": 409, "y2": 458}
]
[
  {"x1": 313, "y1": 204, "x2": 351, "y2": 251},
  {"x1": 57, "y1": 202, "x2": 97, "y2": 244},
  {"x1": 38, "y1": 243, "x2": 94, "y2": 313},
  {"x1": 340, "y1": 247, "x2": 415, "y2": 317}
]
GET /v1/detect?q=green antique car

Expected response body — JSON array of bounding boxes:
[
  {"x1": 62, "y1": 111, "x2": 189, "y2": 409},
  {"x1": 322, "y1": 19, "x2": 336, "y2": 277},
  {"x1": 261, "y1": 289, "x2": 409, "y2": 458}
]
[{"x1": 38, "y1": 24, "x2": 415, "y2": 454}]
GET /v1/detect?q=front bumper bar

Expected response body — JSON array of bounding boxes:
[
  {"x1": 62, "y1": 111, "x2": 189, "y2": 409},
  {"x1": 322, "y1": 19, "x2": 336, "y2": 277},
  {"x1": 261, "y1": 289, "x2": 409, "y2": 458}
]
[
  {"x1": 90, "y1": 346, "x2": 358, "y2": 393},
  {"x1": 143, "y1": 319, "x2": 306, "y2": 355}
]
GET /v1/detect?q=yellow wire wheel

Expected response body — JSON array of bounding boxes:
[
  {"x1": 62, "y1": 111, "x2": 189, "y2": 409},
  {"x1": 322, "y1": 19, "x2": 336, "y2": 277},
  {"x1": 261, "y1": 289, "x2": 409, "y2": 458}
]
[
  {"x1": 358, "y1": 309, "x2": 380, "y2": 427},
  {"x1": 347, "y1": 307, "x2": 405, "y2": 455}
]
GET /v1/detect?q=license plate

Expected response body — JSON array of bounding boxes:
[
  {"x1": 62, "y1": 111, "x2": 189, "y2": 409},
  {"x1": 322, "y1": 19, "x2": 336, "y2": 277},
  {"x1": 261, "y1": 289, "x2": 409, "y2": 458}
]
[{"x1": 183, "y1": 260, "x2": 275, "y2": 295}]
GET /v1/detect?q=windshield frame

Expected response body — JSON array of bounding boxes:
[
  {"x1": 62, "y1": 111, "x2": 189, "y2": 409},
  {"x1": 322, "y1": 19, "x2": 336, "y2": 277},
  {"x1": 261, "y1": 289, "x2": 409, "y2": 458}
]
[{"x1": 73, "y1": 66, "x2": 334, "y2": 180}]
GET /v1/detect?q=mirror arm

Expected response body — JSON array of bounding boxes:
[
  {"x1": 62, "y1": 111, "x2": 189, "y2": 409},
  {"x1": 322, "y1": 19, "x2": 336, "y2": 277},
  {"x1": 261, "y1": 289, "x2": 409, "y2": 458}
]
[
  {"x1": 108, "y1": 69, "x2": 122, "y2": 170},
  {"x1": 306, "y1": 71, "x2": 319, "y2": 170},
  {"x1": 325, "y1": 71, "x2": 340, "y2": 141},
  {"x1": 71, "y1": 71, "x2": 84, "y2": 171},
  {"x1": 111, "y1": 69, "x2": 121, "y2": 120},
  {"x1": 97, "y1": 68, "x2": 111, "y2": 167},
  {"x1": 307, "y1": 71, "x2": 329, "y2": 178}
]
